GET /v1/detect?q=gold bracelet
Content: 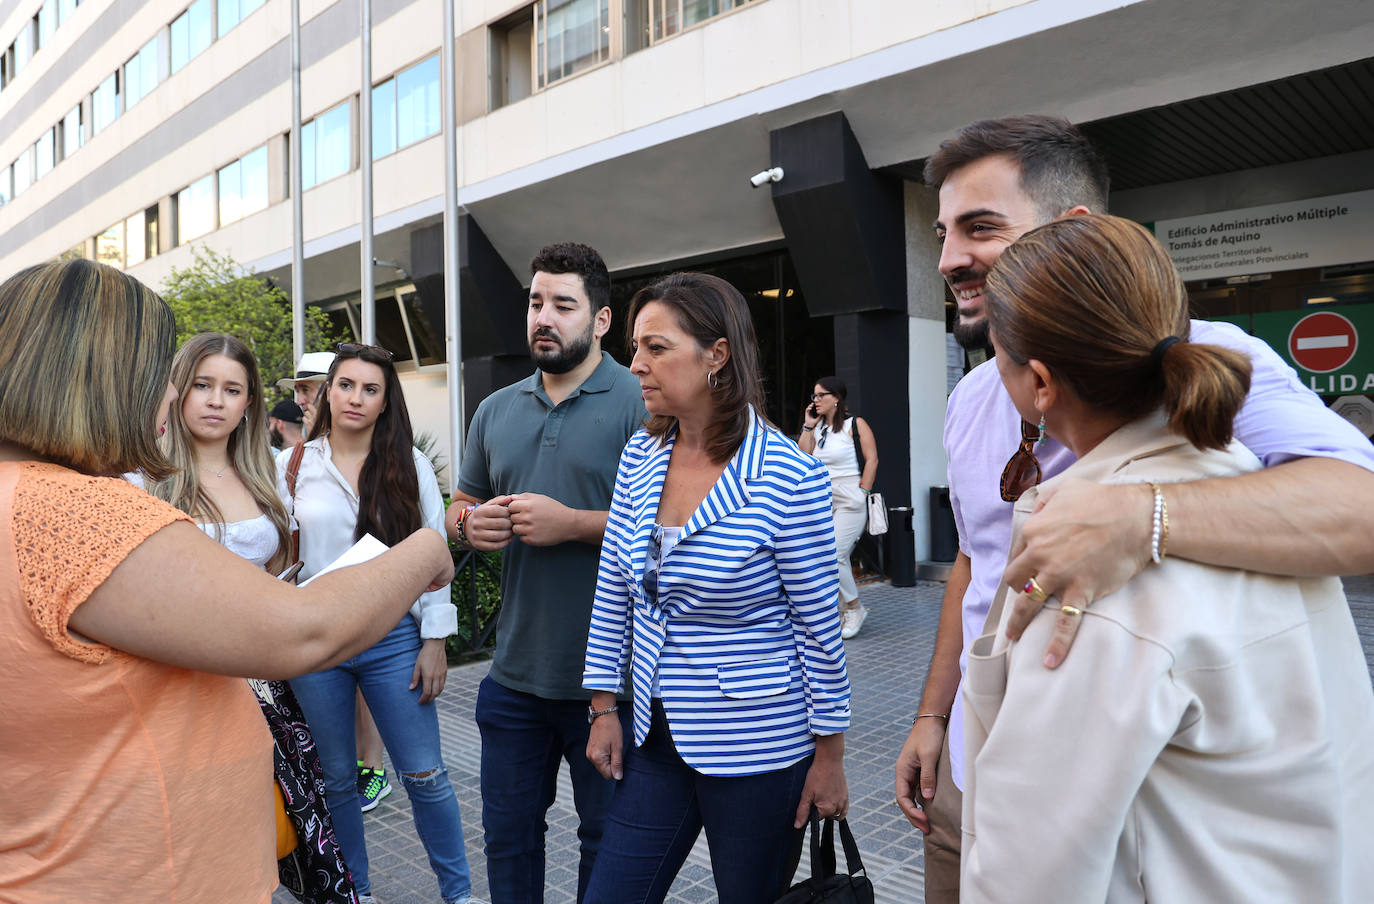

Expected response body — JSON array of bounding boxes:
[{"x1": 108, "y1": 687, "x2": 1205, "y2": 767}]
[{"x1": 912, "y1": 712, "x2": 949, "y2": 725}]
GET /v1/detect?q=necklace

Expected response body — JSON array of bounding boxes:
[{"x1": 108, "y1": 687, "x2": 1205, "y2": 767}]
[{"x1": 202, "y1": 463, "x2": 229, "y2": 479}]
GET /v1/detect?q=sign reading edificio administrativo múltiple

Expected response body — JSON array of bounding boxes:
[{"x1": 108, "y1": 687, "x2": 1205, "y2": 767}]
[{"x1": 1152, "y1": 189, "x2": 1374, "y2": 281}]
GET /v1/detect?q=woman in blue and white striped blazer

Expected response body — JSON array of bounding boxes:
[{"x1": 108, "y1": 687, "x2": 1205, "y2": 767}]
[{"x1": 582, "y1": 272, "x2": 851, "y2": 904}]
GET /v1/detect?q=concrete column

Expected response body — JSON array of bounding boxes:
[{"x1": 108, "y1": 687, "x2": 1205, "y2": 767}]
[{"x1": 905, "y1": 182, "x2": 951, "y2": 562}]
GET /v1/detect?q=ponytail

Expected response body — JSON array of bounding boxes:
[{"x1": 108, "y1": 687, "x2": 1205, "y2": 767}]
[{"x1": 1158, "y1": 342, "x2": 1251, "y2": 450}]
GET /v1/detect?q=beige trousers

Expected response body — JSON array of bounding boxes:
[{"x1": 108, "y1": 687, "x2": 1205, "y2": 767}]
[{"x1": 921, "y1": 728, "x2": 963, "y2": 904}]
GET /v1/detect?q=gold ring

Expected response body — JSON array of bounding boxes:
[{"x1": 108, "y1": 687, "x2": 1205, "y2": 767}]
[
  {"x1": 1023, "y1": 577, "x2": 1049, "y2": 603},
  {"x1": 1060, "y1": 604, "x2": 1083, "y2": 617}
]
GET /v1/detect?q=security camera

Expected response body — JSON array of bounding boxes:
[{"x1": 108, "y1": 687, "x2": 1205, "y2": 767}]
[{"x1": 749, "y1": 166, "x2": 784, "y2": 188}]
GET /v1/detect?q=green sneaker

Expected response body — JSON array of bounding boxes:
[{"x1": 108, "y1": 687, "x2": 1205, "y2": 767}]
[{"x1": 359, "y1": 767, "x2": 392, "y2": 812}]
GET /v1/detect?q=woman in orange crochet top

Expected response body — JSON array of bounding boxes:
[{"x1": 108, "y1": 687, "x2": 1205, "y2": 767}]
[{"x1": 0, "y1": 259, "x2": 455, "y2": 903}]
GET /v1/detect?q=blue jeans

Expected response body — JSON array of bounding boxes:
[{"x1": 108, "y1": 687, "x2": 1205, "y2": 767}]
[
  {"x1": 475, "y1": 676, "x2": 630, "y2": 904},
  {"x1": 291, "y1": 618, "x2": 472, "y2": 902},
  {"x1": 583, "y1": 700, "x2": 810, "y2": 904}
]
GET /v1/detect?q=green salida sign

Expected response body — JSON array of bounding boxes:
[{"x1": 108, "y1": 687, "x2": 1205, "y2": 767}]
[{"x1": 1212, "y1": 303, "x2": 1374, "y2": 395}]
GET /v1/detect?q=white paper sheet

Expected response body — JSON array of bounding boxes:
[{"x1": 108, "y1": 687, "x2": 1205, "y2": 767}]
[{"x1": 299, "y1": 533, "x2": 390, "y2": 587}]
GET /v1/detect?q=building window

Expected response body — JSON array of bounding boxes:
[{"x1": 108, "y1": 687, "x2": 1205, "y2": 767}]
[
  {"x1": 34, "y1": 128, "x2": 54, "y2": 179},
  {"x1": 12, "y1": 147, "x2": 31, "y2": 196},
  {"x1": 124, "y1": 37, "x2": 159, "y2": 110},
  {"x1": 125, "y1": 209, "x2": 149, "y2": 266},
  {"x1": 372, "y1": 76, "x2": 396, "y2": 158},
  {"x1": 535, "y1": 0, "x2": 609, "y2": 90},
  {"x1": 170, "y1": 0, "x2": 211, "y2": 73},
  {"x1": 217, "y1": 0, "x2": 264, "y2": 38},
  {"x1": 92, "y1": 71, "x2": 119, "y2": 134},
  {"x1": 301, "y1": 101, "x2": 350, "y2": 189},
  {"x1": 57, "y1": 0, "x2": 78, "y2": 25},
  {"x1": 0, "y1": 164, "x2": 11, "y2": 205},
  {"x1": 626, "y1": 0, "x2": 756, "y2": 51},
  {"x1": 489, "y1": 10, "x2": 533, "y2": 110},
  {"x1": 176, "y1": 173, "x2": 215, "y2": 243},
  {"x1": 13, "y1": 20, "x2": 33, "y2": 73},
  {"x1": 145, "y1": 204, "x2": 159, "y2": 256},
  {"x1": 95, "y1": 212, "x2": 153, "y2": 268},
  {"x1": 217, "y1": 145, "x2": 268, "y2": 225},
  {"x1": 38, "y1": 0, "x2": 56, "y2": 48},
  {"x1": 96, "y1": 221, "x2": 125, "y2": 268},
  {"x1": 60, "y1": 104, "x2": 82, "y2": 159},
  {"x1": 397, "y1": 55, "x2": 440, "y2": 147},
  {"x1": 373, "y1": 54, "x2": 440, "y2": 159}
]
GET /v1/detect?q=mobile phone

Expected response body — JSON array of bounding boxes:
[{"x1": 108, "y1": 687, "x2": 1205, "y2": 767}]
[
  {"x1": 277, "y1": 561, "x2": 304, "y2": 582},
  {"x1": 808, "y1": 404, "x2": 819, "y2": 419}
]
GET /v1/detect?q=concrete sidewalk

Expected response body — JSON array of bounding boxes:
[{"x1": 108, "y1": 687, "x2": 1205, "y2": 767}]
[{"x1": 277, "y1": 576, "x2": 1374, "y2": 904}]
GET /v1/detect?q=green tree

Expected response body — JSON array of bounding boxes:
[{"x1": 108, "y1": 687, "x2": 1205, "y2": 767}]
[{"x1": 160, "y1": 246, "x2": 341, "y2": 396}]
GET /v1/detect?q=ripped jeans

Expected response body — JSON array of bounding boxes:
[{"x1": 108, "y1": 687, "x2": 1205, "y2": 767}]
[{"x1": 291, "y1": 617, "x2": 472, "y2": 901}]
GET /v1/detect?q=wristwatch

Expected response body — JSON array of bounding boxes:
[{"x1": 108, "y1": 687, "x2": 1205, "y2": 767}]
[{"x1": 587, "y1": 703, "x2": 619, "y2": 724}]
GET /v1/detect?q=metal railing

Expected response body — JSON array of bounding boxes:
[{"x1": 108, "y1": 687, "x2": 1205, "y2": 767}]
[{"x1": 447, "y1": 545, "x2": 502, "y2": 660}]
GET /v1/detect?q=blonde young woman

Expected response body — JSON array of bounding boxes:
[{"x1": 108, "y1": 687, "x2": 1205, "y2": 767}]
[
  {"x1": 150, "y1": 332, "x2": 356, "y2": 904},
  {"x1": 152, "y1": 333, "x2": 291, "y2": 572},
  {"x1": 0, "y1": 260, "x2": 453, "y2": 900}
]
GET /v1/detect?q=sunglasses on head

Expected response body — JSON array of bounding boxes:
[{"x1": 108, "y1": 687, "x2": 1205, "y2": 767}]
[
  {"x1": 337, "y1": 341, "x2": 395, "y2": 362},
  {"x1": 999, "y1": 420, "x2": 1042, "y2": 502}
]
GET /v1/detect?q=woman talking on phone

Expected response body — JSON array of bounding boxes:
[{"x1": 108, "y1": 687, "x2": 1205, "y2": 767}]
[
  {"x1": 798, "y1": 377, "x2": 878, "y2": 639},
  {"x1": 279, "y1": 342, "x2": 472, "y2": 904}
]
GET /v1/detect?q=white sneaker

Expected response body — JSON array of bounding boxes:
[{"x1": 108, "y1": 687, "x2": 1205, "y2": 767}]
[
  {"x1": 357, "y1": 895, "x2": 378, "y2": 904},
  {"x1": 840, "y1": 604, "x2": 868, "y2": 640}
]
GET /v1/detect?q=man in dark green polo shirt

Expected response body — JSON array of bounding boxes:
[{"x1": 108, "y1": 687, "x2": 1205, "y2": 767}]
[{"x1": 446, "y1": 242, "x2": 645, "y2": 904}]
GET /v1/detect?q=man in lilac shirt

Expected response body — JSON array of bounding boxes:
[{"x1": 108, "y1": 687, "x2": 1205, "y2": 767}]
[{"x1": 893, "y1": 115, "x2": 1374, "y2": 904}]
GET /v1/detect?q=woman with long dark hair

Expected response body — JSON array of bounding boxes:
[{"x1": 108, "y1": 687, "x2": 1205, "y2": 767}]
[
  {"x1": 280, "y1": 343, "x2": 472, "y2": 904},
  {"x1": 582, "y1": 273, "x2": 851, "y2": 903},
  {"x1": 798, "y1": 376, "x2": 878, "y2": 639}
]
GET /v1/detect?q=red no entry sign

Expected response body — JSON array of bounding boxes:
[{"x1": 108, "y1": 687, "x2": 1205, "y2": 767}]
[{"x1": 1288, "y1": 311, "x2": 1358, "y2": 373}]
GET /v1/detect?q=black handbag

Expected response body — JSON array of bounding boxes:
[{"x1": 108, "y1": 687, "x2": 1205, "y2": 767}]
[{"x1": 775, "y1": 808, "x2": 875, "y2": 903}]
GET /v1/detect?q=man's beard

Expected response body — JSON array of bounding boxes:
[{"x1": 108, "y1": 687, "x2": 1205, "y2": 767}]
[
  {"x1": 269, "y1": 427, "x2": 284, "y2": 449},
  {"x1": 530, "y1": 321, "x2": 595, "y2": 375},
  {"x1": 953, "y1": 316, "x2": 990, "y2": 351}
]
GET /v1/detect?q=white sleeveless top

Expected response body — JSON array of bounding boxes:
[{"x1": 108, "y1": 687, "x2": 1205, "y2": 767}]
[
  {"x1": 199, "y1": 515, "x2": 278, "y2": 568},
  {"x1": 811, "y1": 417, "x2": 860, "y2": 479}
]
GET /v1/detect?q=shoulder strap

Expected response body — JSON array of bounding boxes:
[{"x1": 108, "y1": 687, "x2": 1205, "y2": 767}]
[
  {"x1": 852, "y1": 417, "x2": 866, "y2": 476},
  {"x1": 285, "y1": 442, "x2": 306, "y2": 566},
  {"x1": 285, "y1": 441, "x2": 307, "y2": 499}
]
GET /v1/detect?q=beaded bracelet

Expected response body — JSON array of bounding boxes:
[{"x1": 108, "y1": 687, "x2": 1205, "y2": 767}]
[
  {"x1": 453, "y1": 504, "x2": 478, "y2": 548},
  {"x1": 1148, "y1": 482, "x2": 1170, "y2": 564}
]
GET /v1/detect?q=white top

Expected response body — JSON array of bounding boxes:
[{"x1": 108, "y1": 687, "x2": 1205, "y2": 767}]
[
  {"x1": 961, "y1": 412, "x2": 1374, "y2": 903},
  {"x1": 942, "y1": 317, "x2": 1374, "y2": 792},
  {"x1": 275, "y1": 437, "x2": 456, "y2": 639},
  {"x1": 199, "y1": 515, "x2": 277, "y2": 568},
  {"x1": 810, "y1": 417, "x2": 860, "y2": 479},
  {"x1": 125, "y1": 472, "x2": 281, "y2": 570},
  {"x1": 647, "y1": 524, "x2": 681, "y2": 698}
]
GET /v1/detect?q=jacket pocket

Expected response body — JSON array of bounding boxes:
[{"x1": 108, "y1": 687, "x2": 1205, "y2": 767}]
[{"x1": 717, "y1": 657, "x2": 792, "y2": 699}]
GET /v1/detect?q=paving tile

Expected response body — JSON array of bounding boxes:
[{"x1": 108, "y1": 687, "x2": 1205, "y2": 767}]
[{"x1": 275, "y1": 576, "x2": 1374, "y2": 903}]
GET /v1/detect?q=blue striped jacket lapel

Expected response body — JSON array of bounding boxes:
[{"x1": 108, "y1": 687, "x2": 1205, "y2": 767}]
[{"x1": 681, "y1": 407, "x2": 768, "y2": 540}]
